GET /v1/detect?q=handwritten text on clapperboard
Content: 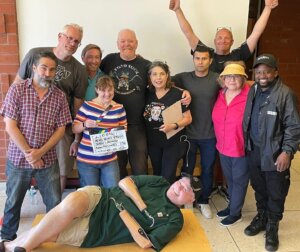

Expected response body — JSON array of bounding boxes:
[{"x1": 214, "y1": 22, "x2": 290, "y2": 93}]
[{"x1": 90, "y1": 129, "x2": 128, "y2": 155}]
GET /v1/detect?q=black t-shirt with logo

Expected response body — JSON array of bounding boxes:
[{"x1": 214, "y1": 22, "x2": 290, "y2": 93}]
[{"x1": 100, "y1": 53, "x2": 151, "y2": 125}]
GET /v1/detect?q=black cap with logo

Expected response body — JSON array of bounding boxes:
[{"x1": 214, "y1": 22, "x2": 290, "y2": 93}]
[
  {"x1": 253, "y1": 54, "x2": 278, "y2": 69},
  {"x1": 181, "y1": 172, "x2": 202, "y2": 201}
]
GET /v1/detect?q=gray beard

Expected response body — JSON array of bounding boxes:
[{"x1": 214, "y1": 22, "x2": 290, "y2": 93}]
[{"x1": 39, "y1": 78, "x2": 54, "y2": 88}]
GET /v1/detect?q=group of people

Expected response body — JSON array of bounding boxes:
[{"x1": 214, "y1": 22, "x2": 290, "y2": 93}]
[{"x1": 1, "y1": 0, "x2": 300, "y2": 251}]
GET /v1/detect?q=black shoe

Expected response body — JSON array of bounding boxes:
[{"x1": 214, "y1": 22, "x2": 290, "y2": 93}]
[
  {"x1": 265, "y1": 222, "x2": 279, "y2": 251},
  {"x1": 0, "y1": 239, "x2": 11, "y2": 252},
  {"x1": 14, "y1": 247, "x2": 26, "y2": 252},
  {"x1": 244, "y1": 212, "x2": 267, "y2": 236},
  {"x1": 220, "y1": 215, "x2": 242, "y2": 227},
  {"x1": 216, "y1": 207, "x2": 230, "y2": 219}
]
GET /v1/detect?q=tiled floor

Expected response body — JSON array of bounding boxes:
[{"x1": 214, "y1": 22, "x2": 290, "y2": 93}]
[{"x1": 0, "y1": 152, "x2": 299, "y2": 252}]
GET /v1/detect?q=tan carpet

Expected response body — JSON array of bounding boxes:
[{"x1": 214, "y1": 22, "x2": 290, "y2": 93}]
[{"x1": 32, "y1": 209, "x2": 211, "y2": 252}]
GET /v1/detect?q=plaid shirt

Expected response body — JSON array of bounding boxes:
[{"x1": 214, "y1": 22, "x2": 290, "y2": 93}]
[{"x1": 0, "y1": 78, "x2": 72, "y2": 168}]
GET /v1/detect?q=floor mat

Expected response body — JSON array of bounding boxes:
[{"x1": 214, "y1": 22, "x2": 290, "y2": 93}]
[{"x1": 32, "y1": 209, "x2": 211, "y2": 252}]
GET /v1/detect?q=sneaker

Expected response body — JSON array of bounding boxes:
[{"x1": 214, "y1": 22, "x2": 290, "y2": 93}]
[
  {"x1": 244, "y1": 212, "x2": 267, "y2": 236},
  {"x1": 216, "y1": 207, "x2": 230, "y2": 219},
  {"x1": 198, "y1": 204, "x2": 212, "y2": 219},
  {"x1": 220, "y1": 215, "x2": 242, "y2": 227}
]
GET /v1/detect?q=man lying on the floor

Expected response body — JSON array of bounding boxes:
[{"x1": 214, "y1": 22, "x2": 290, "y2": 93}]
[{"x1": 1, "y1": 175, "x2": 199, "y2": 252}]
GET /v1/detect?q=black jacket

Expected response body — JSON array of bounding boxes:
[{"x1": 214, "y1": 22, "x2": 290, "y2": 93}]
[{"x1": 243, "y1": 77, "x2": 300, "y2": 171}]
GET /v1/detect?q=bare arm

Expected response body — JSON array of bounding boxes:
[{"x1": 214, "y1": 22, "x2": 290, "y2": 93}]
[
  {"x1": 160, "y1": 109, "x2": 192, "y2": 134},
  {"x1": 73, "y1": 97, "x2": 84, "y2": 116},
  {"x1": 118, "y1": 177, "x2": 147, "y2": 211},
  {"x1": 119, "y1": 209, "x2": 153, "y2": 249},
  {"x1": 70, "y1": 97, "x2": 85, "y2": 155},
  {"x1": 181, "y1": 89, "x2": 191, "y2": 106},
  {"x1": 169, "y1": 0, "x2": 200, "y2": 50},
  {"x1": 246, "y1": 0, "x2": 278, "y2": 53}
]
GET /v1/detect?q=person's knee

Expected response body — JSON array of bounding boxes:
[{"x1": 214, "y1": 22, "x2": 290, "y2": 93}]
[{"x1": 59, "y1": 191, "x2": 89, "y2": 218}]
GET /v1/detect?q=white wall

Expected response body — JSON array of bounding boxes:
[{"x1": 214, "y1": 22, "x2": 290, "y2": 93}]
[{"x1": 16, "y1": 0, "x2": 249, "y2": 74}]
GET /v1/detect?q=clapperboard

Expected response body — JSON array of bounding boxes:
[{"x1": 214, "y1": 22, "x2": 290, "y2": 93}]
[{"x1": 90, "y1": 127, "x2": 128, "y2": 155}]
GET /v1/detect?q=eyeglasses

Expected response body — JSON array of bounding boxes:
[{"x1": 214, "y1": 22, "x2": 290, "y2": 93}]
[
  {"x1": 178, "y1": 179, "x2": 193, "y2": 192},
  {"x1": 60, "y1": 33, "x2": 81, "y2": 47},
  {"x1": 224, "y1": 75, "x2": 242, "y2": 80}
]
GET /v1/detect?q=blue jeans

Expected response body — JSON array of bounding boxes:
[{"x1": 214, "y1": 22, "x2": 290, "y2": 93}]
[
  {"x1": 182, "y1": 138, "x2": 217, "y2": 204},
  {"x1": 77, "y1": 160, "x2": 120, "y2": 188},
  {"x1": 1, "y1": 160, "x2": 61, "y2": 240},
  {"x1": 219, "y1": 154, "x2": 249, "y2": 216},
  {"x1": 117, "y1": 124, "x2": 148, "y2": 178}
]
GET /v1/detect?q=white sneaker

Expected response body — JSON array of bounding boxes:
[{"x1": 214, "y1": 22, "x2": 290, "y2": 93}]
[{"x1": 198, "y1": 204, "x2": 212, "y2": 219}]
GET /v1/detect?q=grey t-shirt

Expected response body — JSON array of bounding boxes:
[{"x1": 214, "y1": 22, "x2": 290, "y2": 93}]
[
  {"x1": 172, "y1": 71, "x2": 220, "y2": 139},
  {"x1": 18, "y1": 47, "x2": 88, "y2": 117}
]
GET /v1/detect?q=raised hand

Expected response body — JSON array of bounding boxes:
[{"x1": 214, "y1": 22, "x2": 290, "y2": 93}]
[
  {"x1": 265, "y1": 0, "x2": 278, "y2": 9},
  {"x1": 169, "y1": 0, "x2": 180, "y2": 11}
]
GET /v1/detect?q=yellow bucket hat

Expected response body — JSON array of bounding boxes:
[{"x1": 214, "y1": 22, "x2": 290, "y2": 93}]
[{"x1": 220, "y1": 63, "x2": 248, "y2": 78}]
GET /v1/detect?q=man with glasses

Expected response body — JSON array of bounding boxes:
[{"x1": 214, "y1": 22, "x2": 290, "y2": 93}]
[
  {"x1": 14, "y1": 23, "x2": 88, "y2": 192},
  {"x1": 169, "y1": 0, "x2": 278, "y2": 73},
  {"x1": 169, "y1": 0, "x2": 278, "y2": 208},
  {"x1": 1, "y1": 175, "x2": 199, "y2": 252},
  {"x1": 0, "y1": 51, "x2": 72, "y2": 242}
]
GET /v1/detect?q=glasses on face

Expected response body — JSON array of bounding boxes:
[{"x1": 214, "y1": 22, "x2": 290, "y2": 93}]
[
  {"x1": 224, "y1": 75, "x2": 242, "y2": 81},
  {"x1": 61, "y1": 33, "x2": 81, "y2": 47},
  {"x1": 178, "y1": 179, "x2": 193, "y2": 192}
]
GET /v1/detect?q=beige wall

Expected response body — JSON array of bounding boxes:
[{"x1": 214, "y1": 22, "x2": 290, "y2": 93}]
[{"x1": 16, "y1": 0, "x2": 249, "y2": 74}]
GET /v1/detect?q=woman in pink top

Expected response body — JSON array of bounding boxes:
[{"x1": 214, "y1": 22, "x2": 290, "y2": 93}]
[{"x1": 212, "y1": 61, "x2": 250, "y2": 227}]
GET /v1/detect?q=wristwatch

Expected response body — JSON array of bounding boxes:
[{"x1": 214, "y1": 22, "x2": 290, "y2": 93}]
[{"x1": 174, "y1": 123, "x2": 179, "y2": 130}]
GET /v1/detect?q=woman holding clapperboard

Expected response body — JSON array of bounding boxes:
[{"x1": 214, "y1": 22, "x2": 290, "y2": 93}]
[
  {"x1": 144, "y1": 61, "x2": 192, "y2": 183},
  {"x1": 73, "y1": 76, "x2": 127, "y2": 188}
]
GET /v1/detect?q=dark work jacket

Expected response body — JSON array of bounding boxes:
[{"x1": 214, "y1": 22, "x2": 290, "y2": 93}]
[{"x1": 243, "y1": 77, "x2": 300, "y2": 171}]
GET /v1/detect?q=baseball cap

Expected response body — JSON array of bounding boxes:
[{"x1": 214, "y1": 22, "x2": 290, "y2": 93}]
[
  {"x1": 181, "y1": 172, "x2": 202, "y2": 201},
  {"x1": 253, "y1": 54, "x2": 278, "y2": 69}
]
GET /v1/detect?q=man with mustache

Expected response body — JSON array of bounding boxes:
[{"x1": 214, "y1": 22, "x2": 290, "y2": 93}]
[
  {"x1": 0, "y1": 51, "x2": 72, "y2": 242},
  {"x1": 243, "y1": 54, "x2": 300, "y2": 251},
  {"x1": 14, "y1": 24, "x2": 88, "y2": 192}
]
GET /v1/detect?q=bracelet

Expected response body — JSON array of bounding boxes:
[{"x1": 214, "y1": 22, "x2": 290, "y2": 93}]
[
  {"x1": 73, "y1": 139, "x2": 80, "y2": 144},
  {"x1": 174, "y1": 123, "x2": 179, "y2": 130}
]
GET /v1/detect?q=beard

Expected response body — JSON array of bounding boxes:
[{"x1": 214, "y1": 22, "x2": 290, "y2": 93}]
[
  {"x1": 37, "y1": 75, "x2": 55, "y2": 88},
  {"x1": 257, "y1": 77, "x2": 277, "y2": 89}
]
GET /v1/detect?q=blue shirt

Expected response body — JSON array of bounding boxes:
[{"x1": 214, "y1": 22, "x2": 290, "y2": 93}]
[{"x1": 85, "y1": 69, "x2": 105, "y2": 101}]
